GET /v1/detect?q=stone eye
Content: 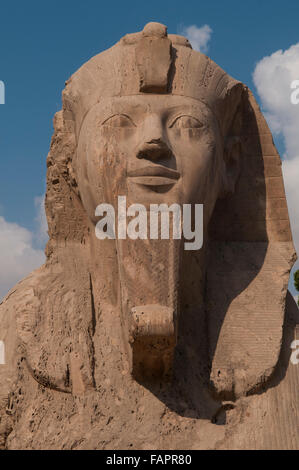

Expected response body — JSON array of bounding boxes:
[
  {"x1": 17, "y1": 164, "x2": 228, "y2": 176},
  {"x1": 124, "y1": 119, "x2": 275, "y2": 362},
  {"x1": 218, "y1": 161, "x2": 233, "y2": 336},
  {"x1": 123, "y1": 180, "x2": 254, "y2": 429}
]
[
  {"x1": 102, "y1": 114, "x2": 136, "y2": 128},
  {"x1": 170, "y1": 115, "x2": 202, "y2": 129}
]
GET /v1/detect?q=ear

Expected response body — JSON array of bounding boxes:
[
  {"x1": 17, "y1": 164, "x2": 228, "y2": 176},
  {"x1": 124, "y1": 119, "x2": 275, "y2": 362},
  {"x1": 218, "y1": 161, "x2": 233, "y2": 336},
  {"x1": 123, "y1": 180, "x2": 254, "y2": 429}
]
[{"x1": 220, "y1": 136, "x2": 241, "y2": 198}]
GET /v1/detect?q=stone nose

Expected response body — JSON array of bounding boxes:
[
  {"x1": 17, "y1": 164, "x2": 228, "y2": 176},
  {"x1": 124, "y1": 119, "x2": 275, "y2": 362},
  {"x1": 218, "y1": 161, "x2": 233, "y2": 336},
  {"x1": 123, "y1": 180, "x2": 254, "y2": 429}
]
[
  {"x1": 136, "y1": 115, "x2": 173, "y2": 162},
  {"x1": 136, "y1": 139, "x2": 173, "y2": 161}
]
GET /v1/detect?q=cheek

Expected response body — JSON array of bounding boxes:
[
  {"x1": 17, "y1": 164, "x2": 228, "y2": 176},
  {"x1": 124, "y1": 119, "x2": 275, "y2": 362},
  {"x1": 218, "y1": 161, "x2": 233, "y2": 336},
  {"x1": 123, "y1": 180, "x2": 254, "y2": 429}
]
[
  {"x1": 94, "y1": 128, "x2": 136, "y2": 168},
  {"x1": 86, "y1": 128, "x2": 136, "y2": 201},
  {"x1": 170, "y1": 129, "x2": 220, "y2": 190}
]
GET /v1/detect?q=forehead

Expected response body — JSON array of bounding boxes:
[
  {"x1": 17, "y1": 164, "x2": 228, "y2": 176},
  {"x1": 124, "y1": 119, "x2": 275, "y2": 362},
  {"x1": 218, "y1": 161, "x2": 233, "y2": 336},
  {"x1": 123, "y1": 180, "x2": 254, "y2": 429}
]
[{"x1": 84, "y1": 94, "x2": 214, "y2": 123}]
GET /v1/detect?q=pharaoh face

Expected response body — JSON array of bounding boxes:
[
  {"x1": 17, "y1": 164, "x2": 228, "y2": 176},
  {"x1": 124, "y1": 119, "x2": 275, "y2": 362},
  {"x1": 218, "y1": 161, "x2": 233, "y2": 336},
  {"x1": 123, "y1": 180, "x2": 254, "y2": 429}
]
[
  {"x1": 75, "y1": 93, "x2": 230, "y2": 382},
  {"x1": 75, "y1": 94, "x2": 224, "y2": 229}
]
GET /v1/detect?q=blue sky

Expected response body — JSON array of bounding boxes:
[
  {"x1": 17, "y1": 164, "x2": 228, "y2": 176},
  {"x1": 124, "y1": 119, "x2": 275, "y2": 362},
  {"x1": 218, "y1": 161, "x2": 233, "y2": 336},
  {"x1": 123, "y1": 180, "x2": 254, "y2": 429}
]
[{"x1": 0, "y1": 0, "x2": 299, "y2": 298}]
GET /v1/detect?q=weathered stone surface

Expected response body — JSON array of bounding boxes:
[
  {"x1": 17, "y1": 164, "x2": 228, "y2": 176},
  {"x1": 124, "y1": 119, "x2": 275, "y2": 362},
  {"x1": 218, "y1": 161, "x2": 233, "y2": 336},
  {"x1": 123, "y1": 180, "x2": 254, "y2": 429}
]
[{"x1": 0, "y1": 22, "x2": 298, "y2": 449}]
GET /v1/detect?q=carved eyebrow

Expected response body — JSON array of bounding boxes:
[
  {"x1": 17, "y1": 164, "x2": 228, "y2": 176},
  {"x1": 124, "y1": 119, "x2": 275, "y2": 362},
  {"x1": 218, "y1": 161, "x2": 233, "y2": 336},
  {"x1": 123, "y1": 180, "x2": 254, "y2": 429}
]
[
  {"x1": 101, "y1": 113, "x2": 136, "y2": 126},
  {"x1": 168, "y1": 114, "x2": 203, "y2": 128}
]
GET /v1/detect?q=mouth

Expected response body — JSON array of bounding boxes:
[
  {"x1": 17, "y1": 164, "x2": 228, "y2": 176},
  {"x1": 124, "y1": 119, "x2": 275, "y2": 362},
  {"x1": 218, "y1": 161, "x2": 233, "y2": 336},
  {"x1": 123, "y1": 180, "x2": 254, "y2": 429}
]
[{"x1": 127, "y1": 165, "x2": 180, "y2": 187}]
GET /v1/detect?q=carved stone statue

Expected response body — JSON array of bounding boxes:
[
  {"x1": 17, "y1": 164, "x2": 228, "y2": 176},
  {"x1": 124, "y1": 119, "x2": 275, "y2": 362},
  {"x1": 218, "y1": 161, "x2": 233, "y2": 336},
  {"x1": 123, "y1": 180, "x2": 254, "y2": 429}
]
[{"x1": 0, "y1": 22, "x2": 298, "y2": 450}]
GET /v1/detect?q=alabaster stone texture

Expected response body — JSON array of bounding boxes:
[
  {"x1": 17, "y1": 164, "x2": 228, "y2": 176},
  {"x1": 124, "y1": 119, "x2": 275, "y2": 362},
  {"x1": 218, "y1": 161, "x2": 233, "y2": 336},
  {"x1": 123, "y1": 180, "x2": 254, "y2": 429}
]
[{"x1": 0, "y1": 23, "x2": 298, "y2": 449}]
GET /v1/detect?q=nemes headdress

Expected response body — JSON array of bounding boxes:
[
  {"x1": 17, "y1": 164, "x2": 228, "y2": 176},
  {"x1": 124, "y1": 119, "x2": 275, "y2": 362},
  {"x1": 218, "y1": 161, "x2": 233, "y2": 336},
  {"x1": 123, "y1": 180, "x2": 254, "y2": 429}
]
[{"x1": 62, "y1": 22, "x2": 242, "y2": 138}]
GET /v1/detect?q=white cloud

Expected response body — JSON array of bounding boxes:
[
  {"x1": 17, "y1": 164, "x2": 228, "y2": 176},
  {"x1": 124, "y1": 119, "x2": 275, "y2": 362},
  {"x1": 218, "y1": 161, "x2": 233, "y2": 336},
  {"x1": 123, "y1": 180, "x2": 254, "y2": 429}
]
[
  {"x1": 253, "y1": 44, "x2": 299, "y2": 294},
  {"x1": 179, "y1": 24, "x2": 212, "y2": 53},
  {"x1": 0, "y1": 199, "x2": 47, "y2": 300}
]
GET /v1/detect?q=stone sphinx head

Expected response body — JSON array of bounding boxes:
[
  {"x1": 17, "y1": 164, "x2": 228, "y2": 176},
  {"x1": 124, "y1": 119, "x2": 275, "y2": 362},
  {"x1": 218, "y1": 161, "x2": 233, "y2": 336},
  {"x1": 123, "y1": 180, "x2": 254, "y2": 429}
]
[{"x1": 23, "y1": 23, "x2": 296, "y2": 401}]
